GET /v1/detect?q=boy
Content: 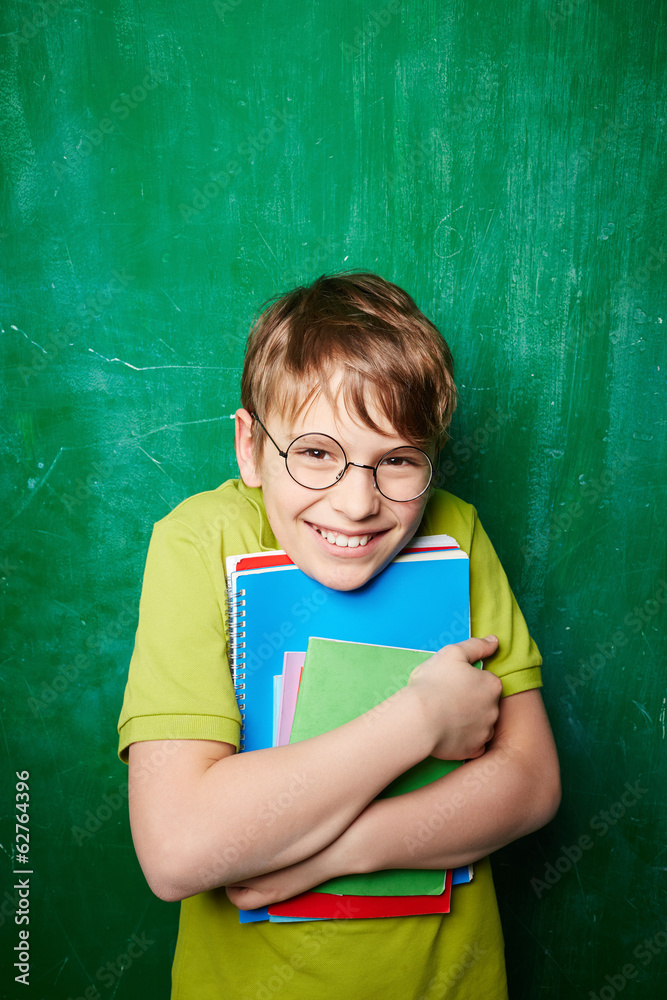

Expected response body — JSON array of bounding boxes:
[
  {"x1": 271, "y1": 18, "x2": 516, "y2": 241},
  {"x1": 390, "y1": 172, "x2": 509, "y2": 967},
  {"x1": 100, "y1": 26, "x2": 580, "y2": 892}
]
[{"x1": 118, "y1": 271, "x2": 560, "y2": 1000}]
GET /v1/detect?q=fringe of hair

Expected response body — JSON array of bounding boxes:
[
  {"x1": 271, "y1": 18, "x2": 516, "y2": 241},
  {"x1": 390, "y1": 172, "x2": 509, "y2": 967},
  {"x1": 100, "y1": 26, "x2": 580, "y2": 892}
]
[{"x1": 240, "y1": 271, "x2": 457, "y2": 455}]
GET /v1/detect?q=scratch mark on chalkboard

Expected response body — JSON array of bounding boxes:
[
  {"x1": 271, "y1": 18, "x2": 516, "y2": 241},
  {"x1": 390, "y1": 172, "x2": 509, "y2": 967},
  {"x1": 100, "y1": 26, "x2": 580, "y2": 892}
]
[
  {"x1": 567, "y1": 729, "x2": 604, "y2": 782},
  {"x1": 34, "y1": 528, "x2": 70, "y2": 541},
  {"x1": 136, "y1": 445, "x2": 177, "y2": 483},
  {"x1": 136, "y1": 416, "x2": 231, "y2": 438},
  {"x1": 158, "y1": 286, "x2": 181, "y2": 311},
  {"x1": 158, "y1": 338, "x2": 177, "y2": 354},
  {"x1": 0, "y1": 307, "x2": 47, "y2": 328},
  {"x1": 51, "y1": 912, "x2": 89, "y2": 979},
  {"x1": 0, "y1": 841, "x2": 11, "y2": 860},
  {"x1": 87, "y1": 348, "x2": 234, "y2": 371},
  {"x1": 546, "y1": 518, "x2": 618, "y2": 572},
  {"x1": 573, "y1": 862, "x2": 587, "y2": 907},
  {"x1": 632, "y1": 700, "x2": 653, "y2": 725},
  {"x1": 659, "y1": 698, "x2": 665, "y2": 739},
  {"x1": 3, "y1": 409, "x2": 244, "y2": 530},
  {"x1": 5, "y1": 448, "x2": 64, "y2": 526},
  {"x1": 52, "y1": 957, "x2": 68, "y2": 986},
  {"x1": 651, "y1": 844, "x2": 667, "y2": 866},
  {"x1": 11, "y1": 324, "x2": 47, "y2": 353},
  {"x1": 64, "y1": 240, "x2": 78, "y2": 281},
  {"x1": 24, "y1": 697, "x2": 66, "y2": 798},
  {"x1": 51, "y1": 599, "x2": 79, "y2": 616},
  {"x1": 253, "y1": 222, "x2": 280, "y2": 265},
  {"x1": 501, "y1": 905, "x2": 577, "y2": 984},
  {"x1": 108, "y1": 899, "x2": 152, "y2": 1000},
  {"x1": 19, "y1": 417, "x2": 233, "y2": 466},
  {"x1": 483, "y1": 207, "x2": 498, "y2": 241},
  {"x1": 434, "y1": 206, "x2": 464, "y2": 259}
]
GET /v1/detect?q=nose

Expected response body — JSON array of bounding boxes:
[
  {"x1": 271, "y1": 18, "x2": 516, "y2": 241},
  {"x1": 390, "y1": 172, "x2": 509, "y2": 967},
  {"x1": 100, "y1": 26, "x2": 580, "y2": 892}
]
[{"x1": 328, "y1": 463, "x2": 381, "y2": 520}]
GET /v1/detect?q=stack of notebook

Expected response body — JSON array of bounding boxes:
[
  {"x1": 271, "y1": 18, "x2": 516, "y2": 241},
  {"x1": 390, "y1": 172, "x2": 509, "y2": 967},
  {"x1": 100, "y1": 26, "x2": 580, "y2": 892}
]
[{"x1": 226, "y1": 535, "x2": 475, "y2": 924}]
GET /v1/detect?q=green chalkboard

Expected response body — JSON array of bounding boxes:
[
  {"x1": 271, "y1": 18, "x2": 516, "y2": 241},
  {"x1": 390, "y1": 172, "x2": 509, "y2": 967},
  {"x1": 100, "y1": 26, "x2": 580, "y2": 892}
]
[{"x1": 1, "y1": 1, "x2": 665, "y2": 997}]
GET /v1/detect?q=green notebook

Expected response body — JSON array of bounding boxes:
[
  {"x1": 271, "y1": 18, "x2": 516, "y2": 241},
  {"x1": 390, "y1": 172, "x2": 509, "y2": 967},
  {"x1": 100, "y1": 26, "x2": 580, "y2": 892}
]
[{"x1": 289, "y1": 637, "x2": 466, "y2": 896}]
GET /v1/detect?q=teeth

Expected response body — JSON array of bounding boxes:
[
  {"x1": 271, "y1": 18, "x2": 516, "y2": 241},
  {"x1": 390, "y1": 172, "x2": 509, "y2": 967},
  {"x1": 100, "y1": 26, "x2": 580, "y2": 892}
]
[{"x1": 317, "y1": 528, "x2": 372, "y2": 548}]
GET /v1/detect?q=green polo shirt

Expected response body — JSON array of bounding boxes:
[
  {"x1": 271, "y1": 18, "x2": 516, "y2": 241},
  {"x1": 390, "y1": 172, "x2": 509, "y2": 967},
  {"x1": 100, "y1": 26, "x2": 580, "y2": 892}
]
[{"x1": 118, "y1": 480, "x2": 542, "y2": 1000}]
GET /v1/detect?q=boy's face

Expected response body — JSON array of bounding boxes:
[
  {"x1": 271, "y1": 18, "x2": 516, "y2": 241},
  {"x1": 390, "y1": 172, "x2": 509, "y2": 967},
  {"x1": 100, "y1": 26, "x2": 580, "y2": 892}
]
[{"x1": 235, "y1": 388, "x2": 433, "y2": 592}]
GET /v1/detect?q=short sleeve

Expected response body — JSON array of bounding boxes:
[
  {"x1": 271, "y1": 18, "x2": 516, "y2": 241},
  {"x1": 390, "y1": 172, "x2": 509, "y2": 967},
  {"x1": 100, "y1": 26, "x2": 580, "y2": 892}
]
[
  {"x1": 420, "y1": 489, "x2": 543, "y2": 698},
  {"x1": 467, "y1": 509, "x2": 543, "y2": 697},
  {"x1": 117, "y1": 516, "x2": 241, "y2": 763}
]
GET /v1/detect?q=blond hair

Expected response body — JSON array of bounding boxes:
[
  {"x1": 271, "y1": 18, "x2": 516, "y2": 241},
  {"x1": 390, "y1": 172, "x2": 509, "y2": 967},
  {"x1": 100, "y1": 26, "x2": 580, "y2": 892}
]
[{"x1": 241, "y1": 271, "x2": 457, "y2": 457}]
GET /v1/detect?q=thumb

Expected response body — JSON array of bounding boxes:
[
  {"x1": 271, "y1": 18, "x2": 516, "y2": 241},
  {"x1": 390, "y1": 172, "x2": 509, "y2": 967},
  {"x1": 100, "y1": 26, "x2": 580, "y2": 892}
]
[{"x1": 454, "y1": 634, "x2": 499, "y2": 664}]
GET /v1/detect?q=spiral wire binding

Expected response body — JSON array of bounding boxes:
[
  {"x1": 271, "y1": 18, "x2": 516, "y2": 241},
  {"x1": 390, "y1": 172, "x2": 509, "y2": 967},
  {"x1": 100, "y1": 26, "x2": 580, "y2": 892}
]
[{"x1": 227, "y1": 588, "x2": 247, "y2": 750}]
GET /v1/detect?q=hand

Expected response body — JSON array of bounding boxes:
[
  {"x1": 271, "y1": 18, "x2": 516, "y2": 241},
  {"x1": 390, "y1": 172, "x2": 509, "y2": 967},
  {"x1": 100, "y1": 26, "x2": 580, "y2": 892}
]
[
  {"x1": 407, "y1": 636, "x2": 502, "y2": 761},
  {"x1": 225, "y1": 842, "x2": 340, "y2": 910},
  {"x1": 226, "y1": 870, "x2": 296, "y2": 911}
]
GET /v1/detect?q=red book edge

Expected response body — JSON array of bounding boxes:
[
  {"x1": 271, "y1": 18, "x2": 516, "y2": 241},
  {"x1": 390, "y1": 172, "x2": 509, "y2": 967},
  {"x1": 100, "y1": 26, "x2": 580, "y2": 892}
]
[
  {"x1": 233, "y1": 542, "x2": 458, "y2": 573},
  {"x1": 268, "y1": 869, "x2": 453, "y2": 920}
]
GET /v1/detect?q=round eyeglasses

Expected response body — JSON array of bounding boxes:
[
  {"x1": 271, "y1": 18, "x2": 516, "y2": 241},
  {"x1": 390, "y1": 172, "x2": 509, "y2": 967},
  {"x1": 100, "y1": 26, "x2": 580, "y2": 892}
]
[{"x1": 252, "y1": 414, "x2": 433, "y2": 502}]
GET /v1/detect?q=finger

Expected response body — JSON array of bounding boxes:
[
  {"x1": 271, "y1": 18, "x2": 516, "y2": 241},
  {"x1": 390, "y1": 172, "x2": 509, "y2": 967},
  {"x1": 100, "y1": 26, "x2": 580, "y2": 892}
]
[
  {"x1": 454, "y1": 634, "x2": 499, "y2": 663},
  {"x1": 227, "y1": 886, "x2": 258, "y2": 910}
]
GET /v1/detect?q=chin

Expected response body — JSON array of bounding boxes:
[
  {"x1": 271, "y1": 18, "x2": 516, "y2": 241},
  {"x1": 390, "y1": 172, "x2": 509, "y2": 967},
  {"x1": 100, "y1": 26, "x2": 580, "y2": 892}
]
[
  {"x1": 323, "y1": 573, "x2": 370, "y2": 593},
  {"x1": 307, "y1": 557, "x2": 390, "y2": 593}
]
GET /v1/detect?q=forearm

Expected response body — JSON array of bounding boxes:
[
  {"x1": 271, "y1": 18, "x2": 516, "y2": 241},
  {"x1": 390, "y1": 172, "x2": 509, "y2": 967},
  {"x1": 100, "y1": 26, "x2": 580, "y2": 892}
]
[
  {"x1": 340, "y1": 740, "x2": 560, "y2": 875},
  {"x1": 131, "y1": 686, "x2": 432, "y2": 900},
  {"x1": 225, "y1": 689, "x2": 561, "y2": 910},
  {"x1": 337, "y1": 689, "x2": 561, "y2": 875},
  {"x1": 225, "y1": 744, "x2": 559, "y2": 910}
]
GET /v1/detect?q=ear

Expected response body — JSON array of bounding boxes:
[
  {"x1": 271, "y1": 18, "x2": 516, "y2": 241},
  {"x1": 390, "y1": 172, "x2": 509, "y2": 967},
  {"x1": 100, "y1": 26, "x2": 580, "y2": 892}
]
[{"x1": 234, "y1": 408, "x2": 262, "y2": 487}]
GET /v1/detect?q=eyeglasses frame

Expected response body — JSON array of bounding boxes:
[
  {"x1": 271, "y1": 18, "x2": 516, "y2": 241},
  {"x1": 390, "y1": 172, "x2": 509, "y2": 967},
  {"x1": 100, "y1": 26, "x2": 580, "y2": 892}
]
[{"x1": 250, "y1": 412, "x2": 433, "y2": 503}]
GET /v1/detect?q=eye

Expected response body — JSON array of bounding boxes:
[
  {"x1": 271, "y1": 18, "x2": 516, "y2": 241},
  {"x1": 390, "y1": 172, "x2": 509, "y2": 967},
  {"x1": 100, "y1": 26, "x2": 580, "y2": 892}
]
[
  {"x1": 289, "y1": 434, "x2": 344, "y2": 464},
  {"x1": 380, "y1": 453, "x2": 419, "y2": 468},
  {"x1": 291, "y1": 445, "x2": 339, "y2": 464}
]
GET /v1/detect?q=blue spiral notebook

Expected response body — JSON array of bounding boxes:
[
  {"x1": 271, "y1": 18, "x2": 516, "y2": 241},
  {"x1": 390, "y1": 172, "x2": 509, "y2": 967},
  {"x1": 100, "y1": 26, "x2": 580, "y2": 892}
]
[
  {"x1": 227, "y1": 536, "x2": 470, "y2": 754},
  {"x1": 225, "y1": 535, "x2": 470, "y2": 922}
]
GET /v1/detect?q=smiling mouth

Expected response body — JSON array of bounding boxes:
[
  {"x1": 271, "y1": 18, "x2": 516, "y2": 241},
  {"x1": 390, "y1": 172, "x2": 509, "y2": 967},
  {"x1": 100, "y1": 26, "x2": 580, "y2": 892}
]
[{"x1": 311, "y1": 524, "x2": 382, "y2": 549}]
